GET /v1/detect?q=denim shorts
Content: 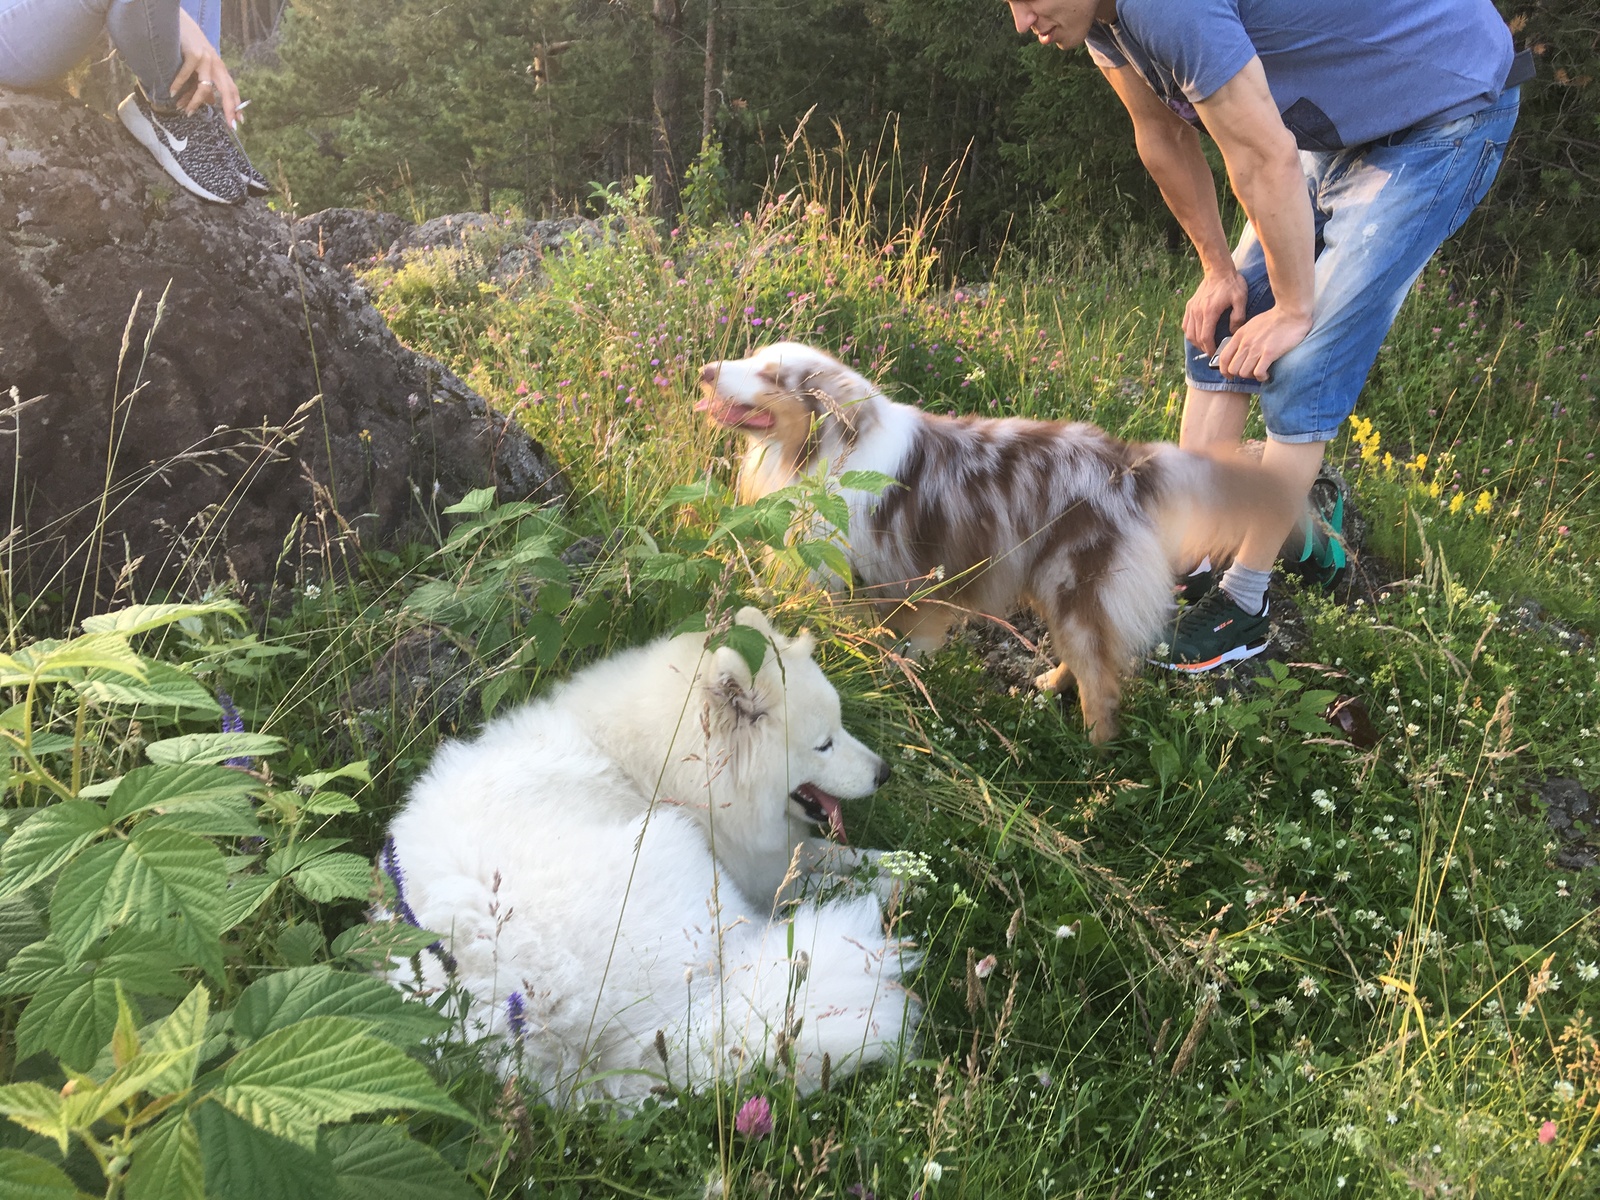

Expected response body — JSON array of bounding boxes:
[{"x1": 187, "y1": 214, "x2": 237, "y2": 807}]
[{"x1": 1185, "y1": 88, "x2": 1522, "y2": 443}]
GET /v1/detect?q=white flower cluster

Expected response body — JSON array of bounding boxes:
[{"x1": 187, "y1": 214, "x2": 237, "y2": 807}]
[{"x1": 878, "y1": 849, "x2": 936, "y2": 884}]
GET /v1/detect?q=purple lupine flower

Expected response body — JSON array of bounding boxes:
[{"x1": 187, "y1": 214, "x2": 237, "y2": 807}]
[
  {"x1": 217, "y1": 691, "x2": 253, "y2": 768},
  {"x1": 380, "y1": 835, "x2": 457, "y2": 973},
  {"x1": 380, "y1": 835, "x2": 421, "y2": 927},
  {"x1": 506, "y1": 991, "x2": 526, "y2": 1039},
  {"x1": 734, "y1": 1094, "x2": 772, "y2": 1140}
]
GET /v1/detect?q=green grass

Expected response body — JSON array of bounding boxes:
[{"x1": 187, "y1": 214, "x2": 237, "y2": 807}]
[{"x1": 2, "y1": 147, "x2": 1598, "y2": 1198}]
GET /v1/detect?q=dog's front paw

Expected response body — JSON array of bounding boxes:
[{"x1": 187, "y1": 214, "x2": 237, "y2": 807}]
[{"x1": 1034, "y1": 663, "x2": 1074, "y2": 693}]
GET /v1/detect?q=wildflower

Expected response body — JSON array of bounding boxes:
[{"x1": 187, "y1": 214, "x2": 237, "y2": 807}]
[
  {"x1": 1273, "y1": 996, "x2": 1295, "y2": 1016},
  {"x1": 735, "y1": 1095, "x2": 773, "y2": 1140},
  {"x1": 1449, "y1": 493, "x2": 1465, "y2": 515},
  {"x1": 1224, "y1": 826, "x2": 1247, "y2": 845},
  {"x1": 1054, "y1": 922, "x2": 1079, "y2": 939},
  {"x1": 506, "y1": 991, "x2": 526, "y2": 1040},
  {"x1": 1554, "y1": 1081, "x2": 1576, "y2": 1103},
  {"x1": 1297, "y1": 975, "x2": 1319, "y2": 998},
  {"x1": 922, "y1": 1161, "x2": 943, "y2": 1185},
  {"x1": 1539, "y1": 1120, "x2": 1557, "y2": 1145},
  {"x1": 380, "y1": 836, "x2": 421, "y2": 928},
  {"x1": 974, "y1": 954, "x2": 998, "y2": 979},
  {"x1": 1474, "y1": 491, "x2": 1493, "y2": 516},
  {"x1": 1313, "y1": 789, "x2": 1335, "y2": 814},
  {"x1": 1575, "y1": 960, "x2": 1598, "y2": 982}
]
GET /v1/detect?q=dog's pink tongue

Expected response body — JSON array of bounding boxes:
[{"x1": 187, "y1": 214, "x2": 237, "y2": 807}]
[
  {"x1": 809, "y1": 786, "x2": 849, "y2": 845},
  {"x1": 694, "y1": 395, "x2": 775, "y2": 430}
]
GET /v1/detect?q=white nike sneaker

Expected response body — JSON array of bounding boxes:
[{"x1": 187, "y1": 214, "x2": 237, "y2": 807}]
[{"x1": 117, "y1": 90, "x2": 246, "y2": 205}]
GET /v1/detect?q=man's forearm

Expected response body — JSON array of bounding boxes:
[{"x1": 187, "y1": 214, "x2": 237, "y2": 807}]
[
  {"x1": 1216, "y1": 139, "x2": 1315, "y2": 319},
  {"x1": 1134, "y1": 122, "x2": 1236, "y2": 276}
]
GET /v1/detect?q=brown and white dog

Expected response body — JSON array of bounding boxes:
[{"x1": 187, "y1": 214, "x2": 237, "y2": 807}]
[{"x1": 696, "y1": 341, "x2": 1292, "y2": 743}]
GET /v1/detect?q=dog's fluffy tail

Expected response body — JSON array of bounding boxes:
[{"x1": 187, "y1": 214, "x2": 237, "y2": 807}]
[
  {"x1": 695, "y1": 894, "x2": 919, "y2": 1094},
  {"x1": 1143, "y1": 443, "x2": 1301, "y2": 571}
]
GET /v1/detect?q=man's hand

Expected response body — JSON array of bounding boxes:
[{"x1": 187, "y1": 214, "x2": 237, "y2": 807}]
[
  {"x1": 1213, "y1": 305, "x2": 1314, "y2": 382},
  {"x1": 1183, "y1": 267, "x2": 1248, "y2": 356}
]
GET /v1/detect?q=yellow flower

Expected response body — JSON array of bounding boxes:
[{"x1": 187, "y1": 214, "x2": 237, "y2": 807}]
[
  {"x1": 1474, "y1": 491, "x2": 1493, "y2": 516},
  {"x1": 1449, "y1": 493, "x2": 1465, "y2": 515},
  {"x1": 1407, "y1": 453, "x2": 1428, "y2": 472},
  {"x1": 1382, "y1": 452, "x2": 1394, "y2": 471},
  {"x1": 1427, "y1": 480, "x2": 1442, "y2": 498}
]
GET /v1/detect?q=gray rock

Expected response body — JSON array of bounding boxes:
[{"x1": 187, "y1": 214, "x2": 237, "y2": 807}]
[
  {"x1": 0, "y1": 90, "x2": 565, "y2": 605},
  {"x1": 383, "y1": 211, "x2": 603, "y2": 287},
  {"x1": 290, "y1": 207, "x2": 410, "y2": 272}
]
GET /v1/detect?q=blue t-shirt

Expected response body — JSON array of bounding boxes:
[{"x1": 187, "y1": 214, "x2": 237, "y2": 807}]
[{"x1": 1086, "y1": 0, "x2": 1514, "y2": 150}]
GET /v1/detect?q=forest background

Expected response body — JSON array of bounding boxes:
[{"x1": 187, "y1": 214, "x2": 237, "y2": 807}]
[{"x1": 219, "y1": 0, "x2": 1600, "y2": 264}]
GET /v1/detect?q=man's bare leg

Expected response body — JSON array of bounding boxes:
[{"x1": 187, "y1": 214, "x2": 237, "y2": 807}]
[{"x1": 1176, "y1": 384, "x2": 1327, "y2": 575}]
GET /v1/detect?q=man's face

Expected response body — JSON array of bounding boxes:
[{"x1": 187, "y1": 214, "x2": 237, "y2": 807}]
[{"x1": 1005, "y1": 0, "x2": 1109, "y2": 49}]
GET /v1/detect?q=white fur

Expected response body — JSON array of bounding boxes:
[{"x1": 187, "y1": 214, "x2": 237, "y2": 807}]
[{"x1": 382, "y1": 608, "x2": 916, "y2": 1107}]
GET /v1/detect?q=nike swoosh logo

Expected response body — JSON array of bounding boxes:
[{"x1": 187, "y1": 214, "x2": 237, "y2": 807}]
[{"x1": 151, "y1": 116, "x2": 187, "y2": 153}]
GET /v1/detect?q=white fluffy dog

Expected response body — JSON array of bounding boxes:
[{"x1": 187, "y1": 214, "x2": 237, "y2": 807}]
[{"x1": 381, "y1": 608, "x2": 916, "y2": 1107}]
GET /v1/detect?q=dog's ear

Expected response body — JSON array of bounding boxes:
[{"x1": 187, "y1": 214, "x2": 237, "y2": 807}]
[
  {"x1": 787, "y1": 628, "x2": 817, "y2": 659},
  {"x1": 709, "y1": 643, "x2": 768, "y2": 728},
  {"x1": 731, "y1": 606, "x2": 775, "y2": 639}
]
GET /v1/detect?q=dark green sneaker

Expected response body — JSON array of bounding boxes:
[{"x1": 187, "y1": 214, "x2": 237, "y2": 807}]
[
  {"x1": 1280, "y1": 482, "x2": 1348, "y2": 589},
  {"x1": 1152, "y1": 588, "x2": 1272, "y2": 673},
  {"x1": 1174, "y1": 564, "x2": 1215, "y2": 605}
]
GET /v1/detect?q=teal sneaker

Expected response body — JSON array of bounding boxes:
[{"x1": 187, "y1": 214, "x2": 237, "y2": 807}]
[
  {"x1": 1280, "y1": 483, "x2": 1348, "y2": 589},
  {"x1": 1152, "y1": 588, "x2": 1272, "y2": 673}
]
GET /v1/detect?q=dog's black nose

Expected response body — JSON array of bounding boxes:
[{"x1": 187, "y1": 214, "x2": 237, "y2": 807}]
[{"x1": 874, "y1": 757, "x2": 891, "y2": 788}]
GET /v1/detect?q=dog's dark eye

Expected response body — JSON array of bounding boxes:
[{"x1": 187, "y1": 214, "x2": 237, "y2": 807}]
[{"x1": 816, "y1": 737, "x2": 834, "y2": 753}]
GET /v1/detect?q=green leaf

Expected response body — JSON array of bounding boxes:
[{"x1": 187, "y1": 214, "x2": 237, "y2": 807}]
[
  {"x1": 659, "y1": 479, "x2": 731, "y2": 508},
  {"x1": 0, "y1": 801, "x2": 111, "y2": 902},
  {"x1": 232, "y1": 967, "x2": 450, "y2": 1048},
  {"x1": 325, "y1": 1124, "x2": 476, "y2": 1200},
  {"x1": 51, "y1": 827, "x2": 226, "y2": 974},
  {"x1": 13, "y1": 967, "x2": 125, "y2": 1072},
  {"x1": 126, "y1": 1113, "x2": 203, "y2": 1200},
  {"x1": 440, "y1": 486, "x2": 496, "y2": 515},
  {"x1": 107, "y1": 764, "x2": 259, "y2": 823},
  {"x1": 814, "y1": 491, "x2": 851, "y2": 533},
  {"x1": 719, "y1": 623, "x2": 770, "y2": 679},
  {"x1": 290, "y1": 854, "x2": 378, "y2": 904},
  {"x1": 219, "y1": 875, "x2": 278, "y2": 931},
  {"x1": 72, "y1": 662, "x2": 221, "y2": 717},
  {"x1": 0, "y1": 1084, "x2": 69, "y2": 1155},
  {"x1": 0, "y1": 1148, "x2": 81, "y2": 1199},
  {"x1": 139, "y1": 983, "x2": 211, "y2": 1098},
  {"x1": 81, "y1": 602, "x2": 242, "y2": 637},
  {"x1": 301, "y1": 791, "x2": 360, "y2": 816},
  {"x1": 0, "y1": 633, "x2": 145, "y2": 684},
  {"x1": 839, "y1": 469, "x2": 898, "y2": 495},
  {"x1": 143, "y1": 797, "x2": 263, "y2": 838},
  {"x1": 400, "y1": 581, "x2": 464, "y2": 621},
  {"x1": 80, "y1": 1046, "x2": 200, "y2": 1126},
  {"x1": 0, "y1": 893, "x2": 47, "y2": 970},
  {"x1": 294, "y1": 762, "x2": 371, "y2": 790},
  {"x1": 144, "y1": 734, "x2": 287, "y2": 767},
  {"x1": 264, "y1": 839, "x2": 348, "y2": 878},
  {"x1": 330, "y1": 922, "x2": 447, "y2": 972},
  {"x1": 216, "y1": 1017, "x2": 472, "y2": 1147},
  {"x1": 195, "y1": 1101, "x2": 335, "y2": 1200}
]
